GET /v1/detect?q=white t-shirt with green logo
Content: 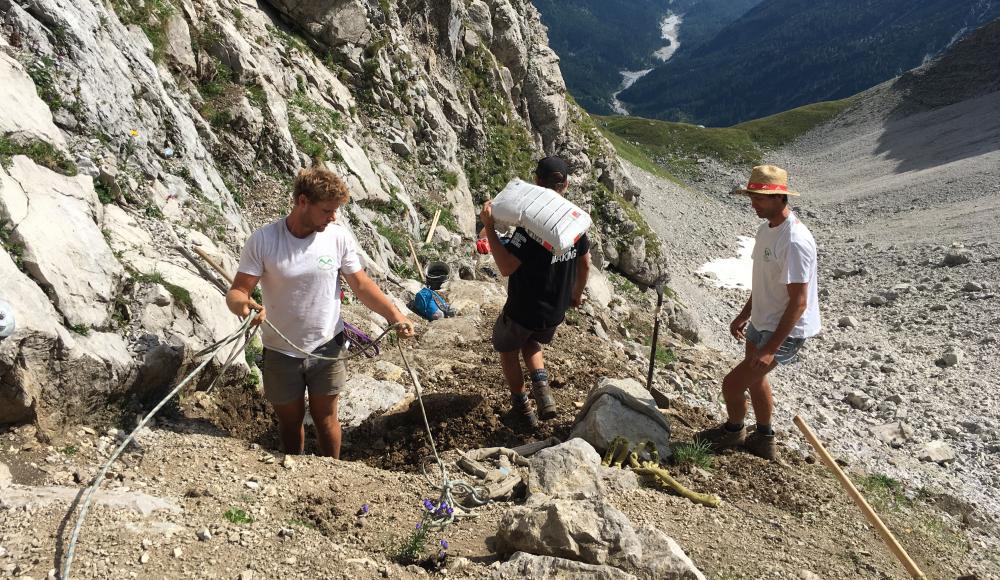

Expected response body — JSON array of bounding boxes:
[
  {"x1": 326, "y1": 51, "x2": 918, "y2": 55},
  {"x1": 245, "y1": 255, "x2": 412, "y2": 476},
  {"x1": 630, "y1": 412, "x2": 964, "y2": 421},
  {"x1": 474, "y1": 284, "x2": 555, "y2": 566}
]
[
  {"x1": 237, "y1": 217, "x2": 362, "y2": 357},
  {"x1": 750, "y1": 212, "x2": 820, "y2": 338}
]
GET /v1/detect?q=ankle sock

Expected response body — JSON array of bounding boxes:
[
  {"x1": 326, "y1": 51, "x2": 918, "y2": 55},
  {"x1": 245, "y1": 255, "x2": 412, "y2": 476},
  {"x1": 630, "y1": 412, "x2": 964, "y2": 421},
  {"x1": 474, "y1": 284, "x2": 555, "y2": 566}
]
[
  {"x1": 512, "y1": 392, "x2": 529, "y2": 405},
  {"x1": 530, "y1": 369, "x2": 548, "y2": 384},
  {"x1": 756, "y1": 423, "x2": 774, "y2": 436},
  {"x1": 724, "y1": 421, "x2": 745, "y2": 432}
]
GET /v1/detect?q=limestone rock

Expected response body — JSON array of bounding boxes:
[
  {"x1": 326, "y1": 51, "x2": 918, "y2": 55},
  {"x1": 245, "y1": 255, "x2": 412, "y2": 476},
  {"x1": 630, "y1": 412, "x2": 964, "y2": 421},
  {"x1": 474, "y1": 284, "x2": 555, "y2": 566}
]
[
  {"x1": 0, "y1": 157, "x2": 123, "y2": 328},
  {"x1": 942, "y1": 250, "x2": 971, "y2": 266},
  {"x1": 838, "y1": 316, "x2": 859, "y2": 328},
  {"x1": 571, "y1": 378, "x2": 671, "y2": 459},
  {"x1": 635, "y1": 526, "x2": 706, "y2": 580},
  {"x1": 918, "y1": 441, "x2": 956, "y2": 464},
  {"x1": 265, "y1": 0, "x2": 371, "y2": 47},
  {"x1": 872, "y1": 422, "x2": 913, "y2": 447},
  {"x1": 586, "y1": 268, "x2": 614, "y2": 310},
  {"x1": 0, "y1": 52, "x2": 68, "y2": 149},
  {"x1": 527, "y1": 438, "x2": 603, "y2": 500},
  {"x1": 936, "y1": 349, "x2": 964, "y2": 368},
  {"x1": 338, "y1": 375, "x2": 406, "y2": 428},
  {"x1": 491, "y1": 552, "x2": 637, "y2": 580},
  {"x1": 495, "y1": 497, "x2": 642, "y2": 568}
]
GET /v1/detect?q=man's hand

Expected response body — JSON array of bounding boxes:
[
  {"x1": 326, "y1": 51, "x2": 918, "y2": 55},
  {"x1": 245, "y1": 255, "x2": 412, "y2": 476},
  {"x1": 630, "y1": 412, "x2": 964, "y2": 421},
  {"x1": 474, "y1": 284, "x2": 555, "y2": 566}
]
[
  {"x1": 479, "y1": 201, "x2": 495, "y2": 230},
  {"x1": 752, "y1": 349, "x2": 775, "y2": 369},
  {"x1": 242, "y1": 298, "x2": 266, "y2": 326},
  {"x1": 729, "y1": 315, "x2": 749, "y2": 340},
  {"x1": 392, "y1": 317, "x2": 415, "y2": 339}
]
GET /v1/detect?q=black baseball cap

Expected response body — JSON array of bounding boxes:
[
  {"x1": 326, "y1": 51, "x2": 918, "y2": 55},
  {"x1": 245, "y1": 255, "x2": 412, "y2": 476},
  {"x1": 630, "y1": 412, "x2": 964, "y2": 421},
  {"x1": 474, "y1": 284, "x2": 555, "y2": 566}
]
[{"x1": 534, "y1": 156, "x2": 569, "y2": 183}]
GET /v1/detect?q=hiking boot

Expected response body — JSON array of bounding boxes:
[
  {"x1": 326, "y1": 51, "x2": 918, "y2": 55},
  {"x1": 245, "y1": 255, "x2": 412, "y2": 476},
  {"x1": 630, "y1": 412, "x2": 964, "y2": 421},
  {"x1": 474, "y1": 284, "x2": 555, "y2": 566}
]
[
  {"x1": 694, "y1": 423, "x2": 747, "y2": 451},
  {"x1": 745, "y1": 429, "x2": 777, "y2": 461},
  {"x1": 531, "y1": 381, "x2": 558, "y2": 420},
  {"x1": 506, "y1": 399, "x2": 539, "y2": 432}
]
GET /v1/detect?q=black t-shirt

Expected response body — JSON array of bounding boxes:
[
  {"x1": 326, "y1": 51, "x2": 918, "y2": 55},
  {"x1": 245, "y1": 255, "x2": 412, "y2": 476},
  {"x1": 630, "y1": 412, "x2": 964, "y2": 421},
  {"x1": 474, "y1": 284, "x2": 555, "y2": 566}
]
[{"x1": 503, "y1": 227, "x2": 590, "y2": 330}]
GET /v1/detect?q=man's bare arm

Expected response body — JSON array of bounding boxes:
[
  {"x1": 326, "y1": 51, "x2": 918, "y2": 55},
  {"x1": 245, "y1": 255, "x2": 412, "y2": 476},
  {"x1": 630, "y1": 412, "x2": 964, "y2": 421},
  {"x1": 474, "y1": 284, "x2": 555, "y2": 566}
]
[
  {"x1": 480, "y1": 201, "x2": 521, "y2": 277},
  {"x1": 571, "y1": 251, "x2": 590, "y2": 307},
  {"x1": 761, "y1": 283, "x2": 808, "y2": 354},
  {"x1": 226, "y1": 272, "x2": 265, "y2": 325}
]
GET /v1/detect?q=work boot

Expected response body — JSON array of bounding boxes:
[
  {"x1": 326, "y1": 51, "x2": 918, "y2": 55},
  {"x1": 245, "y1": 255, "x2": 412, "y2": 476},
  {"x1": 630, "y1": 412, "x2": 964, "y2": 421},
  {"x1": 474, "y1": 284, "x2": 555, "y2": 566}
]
[
  {"x1": 745, "y1": 429, "x2": 777, "y2": 461},
  {"x1": 531, "y1": 381, "x2": 558, "y2": 420},
  {"x1": 694, "y1": 423, "x2": 747, "y2": 451},
  {"x1": 506, "y1": 398, "x2": 538, "y2": 432}
]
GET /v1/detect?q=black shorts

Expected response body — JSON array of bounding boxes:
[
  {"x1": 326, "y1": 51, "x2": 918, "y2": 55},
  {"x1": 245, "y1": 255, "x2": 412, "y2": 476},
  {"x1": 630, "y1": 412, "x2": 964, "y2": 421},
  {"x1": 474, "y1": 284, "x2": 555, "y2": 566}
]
[{"x1": 491, "y1": 313, "x2": 558, "y2": 352}]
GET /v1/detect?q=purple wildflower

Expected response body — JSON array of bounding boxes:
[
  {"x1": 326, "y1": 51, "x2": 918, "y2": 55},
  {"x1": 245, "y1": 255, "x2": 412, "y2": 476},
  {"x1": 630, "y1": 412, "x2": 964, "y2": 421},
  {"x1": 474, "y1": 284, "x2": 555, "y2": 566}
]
[
  {"x1": 439, "y1": 539, "x2": 449, "y2": 550},
  {"x1": 357, "y1": 503, "x2": 369, "y2": 516},
  {"x1": 422, "y1": 499, "x2": 435, "y2": 511},
  {"x1": 415, "y1": 522, "x2": 422, "y2": 529}
]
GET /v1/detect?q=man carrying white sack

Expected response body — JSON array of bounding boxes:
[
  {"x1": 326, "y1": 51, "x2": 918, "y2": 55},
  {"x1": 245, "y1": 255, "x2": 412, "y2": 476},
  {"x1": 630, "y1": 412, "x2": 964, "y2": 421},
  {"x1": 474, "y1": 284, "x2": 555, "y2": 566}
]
[{"x1": 479, "y1": 156, "x2": 591, "y2": 430}]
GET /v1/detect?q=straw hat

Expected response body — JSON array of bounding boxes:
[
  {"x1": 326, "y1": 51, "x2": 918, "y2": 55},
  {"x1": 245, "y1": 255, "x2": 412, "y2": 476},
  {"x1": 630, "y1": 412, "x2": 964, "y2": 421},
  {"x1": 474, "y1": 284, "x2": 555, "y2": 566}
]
[{"x1": 734, "y1": 165, "x2": 799, "y2": 196}]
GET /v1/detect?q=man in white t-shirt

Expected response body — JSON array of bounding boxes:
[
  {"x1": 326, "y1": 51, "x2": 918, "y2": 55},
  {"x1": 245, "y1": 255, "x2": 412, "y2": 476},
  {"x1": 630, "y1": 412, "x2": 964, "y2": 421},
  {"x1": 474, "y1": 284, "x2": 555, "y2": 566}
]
[
  {"x1": 696, "y1": 165, "x2": 820, "y2": 460},
  {"x1": 226, "y1": 167, "x2": 414, "y2": 459}
]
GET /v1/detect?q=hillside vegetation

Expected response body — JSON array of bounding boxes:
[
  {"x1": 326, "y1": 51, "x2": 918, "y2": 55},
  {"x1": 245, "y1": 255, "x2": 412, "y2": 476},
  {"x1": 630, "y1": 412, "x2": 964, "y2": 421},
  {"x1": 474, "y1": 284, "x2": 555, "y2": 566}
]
[
  {"x1": 619, "y1": 0, "x2": 1000, "y2": 125},
  {"x1": 597, "y1": 97, "x2": 855, "y2": 179}
]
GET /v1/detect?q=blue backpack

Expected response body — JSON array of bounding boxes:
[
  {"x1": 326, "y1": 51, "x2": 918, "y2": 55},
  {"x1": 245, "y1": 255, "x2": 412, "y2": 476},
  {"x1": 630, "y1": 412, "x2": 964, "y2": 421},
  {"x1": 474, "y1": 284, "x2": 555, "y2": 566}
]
[{"x1": 412, "y1": 287, "x2": 454, "y2": 321}]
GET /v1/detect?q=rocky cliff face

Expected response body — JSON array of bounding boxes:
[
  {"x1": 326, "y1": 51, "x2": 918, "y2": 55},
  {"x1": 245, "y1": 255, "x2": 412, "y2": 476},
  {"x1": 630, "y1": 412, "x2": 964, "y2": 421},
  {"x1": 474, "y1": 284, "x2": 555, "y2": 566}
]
[{"x1": 0, "y1": 0, "x2": 665, "y2": 431}]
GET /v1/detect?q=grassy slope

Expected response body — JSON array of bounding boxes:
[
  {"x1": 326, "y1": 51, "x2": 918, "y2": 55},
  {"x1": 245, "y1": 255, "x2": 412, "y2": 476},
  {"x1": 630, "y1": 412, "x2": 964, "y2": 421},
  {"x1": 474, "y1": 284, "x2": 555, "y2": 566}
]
[{"x1": 597, "y1": 96, "x2": 855, "y2": 179}]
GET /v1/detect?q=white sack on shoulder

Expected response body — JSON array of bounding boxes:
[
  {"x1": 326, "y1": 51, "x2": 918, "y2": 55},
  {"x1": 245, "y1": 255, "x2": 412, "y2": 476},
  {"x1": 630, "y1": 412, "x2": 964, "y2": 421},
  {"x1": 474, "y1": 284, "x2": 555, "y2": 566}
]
[{"x1": 490, "y1": 178, "x2": 592, "y2": 255}]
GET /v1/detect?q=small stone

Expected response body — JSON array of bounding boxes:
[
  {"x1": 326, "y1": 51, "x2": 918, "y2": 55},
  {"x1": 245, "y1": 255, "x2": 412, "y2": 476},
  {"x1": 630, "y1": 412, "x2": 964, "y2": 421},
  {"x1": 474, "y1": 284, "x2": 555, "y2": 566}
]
[
  {"x1": 918, "y1": 441, "x2": 956, "y2": 464},
  {"x1": 867, "y1": 295, "x2": 887, "y2": 307},
  {"x1": 838, "y1": 316, "x2": 859, "y2": 328},
  {"x1": 282, "y1": 455, "x2": 296, "y2": 469},
  {"x1": 930, "y1": 304, "x2": 949, "y2": 312},
  {"x1": 197, "y1": 528, "x2": 211, "y2": 541},
  {"x1": 942, "y1": 251, "x2": 971, "y2": 266},
  {"x1": 173, "y1": 547, "x2": 183, "y2": 559},
  {"x1": 239, "y1": 571, "x2": 254, "y2": 580},
  {"x1": 936, "y1": 350, "x2": 964, "y2": 368},
  {"x1": 244, "y1": 480, "x2": 260, "y2": 491},
  {"x1": 845, "y1": 391, "x2": 874, "y2": 411},
  {"x1": 141, "y1": 539, "x2": 152, "y2": 549},
  {"x1": 799, "y1": 571, "x2": 822, "y2": 580},
  {"x1": 139, "y1": 552, "x2": 150, "y2": 564},
  {"x1": 962, "y1": 281, "x2": 984, "y2": 292},
  {"x1": 283, "y1": 556, "x2": 298, "y2": 565}
]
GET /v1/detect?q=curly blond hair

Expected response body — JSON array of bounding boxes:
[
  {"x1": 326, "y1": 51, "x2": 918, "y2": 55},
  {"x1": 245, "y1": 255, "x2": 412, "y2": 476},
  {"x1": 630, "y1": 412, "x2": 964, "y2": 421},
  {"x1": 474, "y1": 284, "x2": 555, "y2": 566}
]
[{"x1": 293, "y1": 167, "x2": 351, "y2": 204}]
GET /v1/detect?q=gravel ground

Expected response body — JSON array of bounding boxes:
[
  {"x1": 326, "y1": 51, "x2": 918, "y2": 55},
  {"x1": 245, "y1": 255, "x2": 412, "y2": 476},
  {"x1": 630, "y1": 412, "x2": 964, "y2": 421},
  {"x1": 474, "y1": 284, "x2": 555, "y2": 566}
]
[{"x1": 630, "y1": 82, "x2": 1000, "y2": 577}]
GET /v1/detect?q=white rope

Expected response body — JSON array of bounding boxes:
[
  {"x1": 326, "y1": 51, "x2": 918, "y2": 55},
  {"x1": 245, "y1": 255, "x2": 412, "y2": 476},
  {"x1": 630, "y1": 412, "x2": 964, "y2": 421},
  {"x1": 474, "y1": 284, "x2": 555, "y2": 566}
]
[{"x1": 61, "y1": 317, "x2": 254, "y2": 580}]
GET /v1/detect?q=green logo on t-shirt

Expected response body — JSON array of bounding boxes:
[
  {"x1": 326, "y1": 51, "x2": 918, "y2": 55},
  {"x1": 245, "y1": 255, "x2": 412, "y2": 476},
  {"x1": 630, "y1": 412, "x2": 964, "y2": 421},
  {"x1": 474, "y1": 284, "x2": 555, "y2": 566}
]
[{"x1": 317, "y1": 255, "x2": 335, "y2": 271}]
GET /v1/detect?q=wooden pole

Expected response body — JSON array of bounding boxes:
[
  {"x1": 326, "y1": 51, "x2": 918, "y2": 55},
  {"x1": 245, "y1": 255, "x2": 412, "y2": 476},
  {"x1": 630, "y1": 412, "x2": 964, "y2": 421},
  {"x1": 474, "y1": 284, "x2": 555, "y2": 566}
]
[
  {"x1": 407, "y1": 238, "x2": 423, "y2": 278},
  {"x1": 424, "y1": 209, "x2": 441, "y2": 244},
  {"x1": 793, "y1": 415, "x2": 926, "y2": 579},
  {"x1": 192, "y1": 246, "x2": 234, "y2": 284}
]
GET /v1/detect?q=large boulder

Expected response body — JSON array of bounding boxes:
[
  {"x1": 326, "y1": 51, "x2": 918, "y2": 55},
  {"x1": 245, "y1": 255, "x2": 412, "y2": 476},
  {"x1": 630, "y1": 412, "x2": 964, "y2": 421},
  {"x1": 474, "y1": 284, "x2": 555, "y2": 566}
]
[
  {"x1": 338, "y1": 375, "x2": 406, "y2": 428},
  {"x1": 495, "y1": 497, "x2": 642, "y2": 568},
  {"x1": 492, "y1": 552, "x2": 637, "y2": 580},
  {"x1": 0, "y1": 157, "x2": 123, "y2": 329},
  {"x1": 571, "y1": 378, "x2": 672, "y2": 459},
  {"x1": 265, "y1": 0, "x2": 371, "y2": 47},
  {"x1": 527, "y1": 438, "x2": 604, "y2": 500},
  {"x1": 0, "y1": 52, "x2": 68, "y2": 149}
]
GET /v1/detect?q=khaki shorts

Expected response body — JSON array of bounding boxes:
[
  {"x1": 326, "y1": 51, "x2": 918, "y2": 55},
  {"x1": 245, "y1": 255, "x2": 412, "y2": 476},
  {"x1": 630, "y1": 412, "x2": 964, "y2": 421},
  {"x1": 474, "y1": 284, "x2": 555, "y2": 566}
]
[
  {"x1": 491, "y1": 312, "x2": 558, "y2": 353},
  {"x1": 262, "y1": 336, "x2": 347, "y2": 405}
]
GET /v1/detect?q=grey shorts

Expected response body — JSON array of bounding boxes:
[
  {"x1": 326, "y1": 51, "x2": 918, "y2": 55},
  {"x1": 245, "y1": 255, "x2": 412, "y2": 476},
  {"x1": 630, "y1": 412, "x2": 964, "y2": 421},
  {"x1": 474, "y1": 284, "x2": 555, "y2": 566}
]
[
  {"x1": 491, "y1": 312, "x2": 558, "y2": 353},
  {"x1": 746, "y1": 323, "x2": 806, "y2": 365},
  {"x1": 262, "y1": 336, "x2": 347, "y2": 405}
]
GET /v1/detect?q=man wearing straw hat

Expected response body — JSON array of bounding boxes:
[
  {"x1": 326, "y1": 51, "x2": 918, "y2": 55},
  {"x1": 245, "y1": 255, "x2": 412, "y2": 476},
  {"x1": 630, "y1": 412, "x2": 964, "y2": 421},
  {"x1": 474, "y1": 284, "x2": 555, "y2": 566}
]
[
  {"x1": 227, "y1": 167, "x2": 414, "y2": 459},
  {"x1": 696, "y1": 165, "x2": 820, "y2": 460}
]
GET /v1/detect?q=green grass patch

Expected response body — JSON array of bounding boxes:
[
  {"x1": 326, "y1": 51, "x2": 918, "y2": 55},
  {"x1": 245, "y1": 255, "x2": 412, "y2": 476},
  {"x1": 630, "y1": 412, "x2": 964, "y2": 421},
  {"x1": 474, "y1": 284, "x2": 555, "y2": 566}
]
[
  {"x1": 133, "y1": 271, "x2": 194, "y2": 311},
  {"x1": 26, "y1": 57, "x2": 63, "y2": 110},
  {"x1": 196, "y1": 57, "x2": 242, "y2": 128},
  {"x1": 415, "y1": 199, "x2": 459, "y2": 233},
  {"x1": 0, "y1": 219, "x2": 27, "y2": 272},
  {"x1": 358, "y1": 195, "x2": 407, "y2": 218},
  {"x1": 68, "y1": 323, "x2": 90, "y2": 336},
  {"x1": 460, "y1": 46, "x2": 535, "y2": 205},
  {"x1": 288, "y1": 92, "x2": 346, "y2": 162},
  {"x1": 856, "y1": 473, "x2": 911, "y2": 511},
  {"x1": 672, "y1": 440, "x2": 713, "y2": 470},
  {"x1": 286, "y1": 518, "x2": 316, "y2": 530},
  {"x1": 111, "y1": 0, "x2": 174, "y2": 63},
  {"x1": 62, "y1": 445, "x2": 78, "y2": 455},
  {"x1": 223, "y1": 507, "x2": 254, "y2": 525},
  {"x1": 597, "y1": 97, "x2": 854, "y2": 179},
  {"x1": 377, "y1": 224, "x2": 411, "y2": 259},
  {"x1": 651, "y1": 345, "x2": 676, "y2": 366},
  {"x1": 591, "y1": 184, "x2": 661, "y2": 260},
  {"x1": 438, "y1": 169, "x2": 459, "y2": 189},
  {"x1": 0, "y1": 135, "x2": 77, "y2": 176}
]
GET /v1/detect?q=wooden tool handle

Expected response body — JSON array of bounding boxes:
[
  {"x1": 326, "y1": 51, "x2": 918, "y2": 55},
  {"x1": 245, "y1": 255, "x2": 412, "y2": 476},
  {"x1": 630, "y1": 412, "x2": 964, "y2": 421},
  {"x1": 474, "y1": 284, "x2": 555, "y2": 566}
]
[
  {"x1": 192, "y1": 246, "x2": 234, "y2": 284},
  {"x1": 793, "y1": 415, "x2": 925, "y2": 579}
]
